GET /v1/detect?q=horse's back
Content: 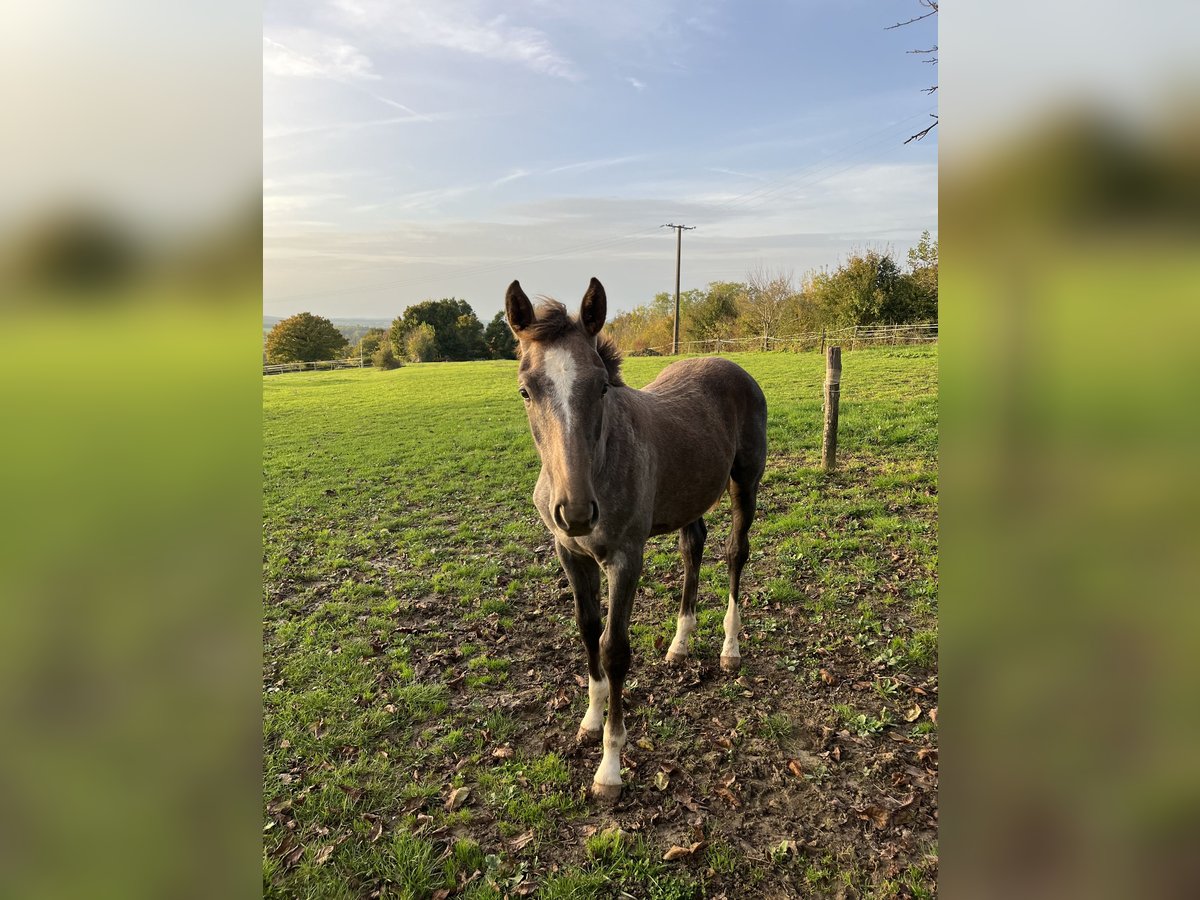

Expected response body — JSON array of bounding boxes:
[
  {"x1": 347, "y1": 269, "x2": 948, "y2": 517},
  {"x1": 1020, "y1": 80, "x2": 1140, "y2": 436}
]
[{"x1": 643, "y1": 356, "x2": 767, "y2": 460}]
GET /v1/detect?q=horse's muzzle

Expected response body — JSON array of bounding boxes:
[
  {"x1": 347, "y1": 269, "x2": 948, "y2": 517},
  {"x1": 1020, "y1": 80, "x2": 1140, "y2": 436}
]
[{"x1": 554, "y1": 500, "x2": 599, "y2": 536}]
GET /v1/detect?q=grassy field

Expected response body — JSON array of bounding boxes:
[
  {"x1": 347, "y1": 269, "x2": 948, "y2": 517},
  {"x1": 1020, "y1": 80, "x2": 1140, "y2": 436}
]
[{"x1": 264, "y1": 347, "x2": 938, "y2": 899}]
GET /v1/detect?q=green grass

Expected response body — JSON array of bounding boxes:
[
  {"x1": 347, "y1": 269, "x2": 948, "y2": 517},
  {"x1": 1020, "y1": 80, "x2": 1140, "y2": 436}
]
[{"x1": 264, "y1": 347, "x2": 938, "y2": 898}]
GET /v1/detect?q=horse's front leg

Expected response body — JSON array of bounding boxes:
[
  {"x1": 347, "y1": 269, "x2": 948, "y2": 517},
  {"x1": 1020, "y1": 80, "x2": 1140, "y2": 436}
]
[
  {"x1": 556, "y1": 542, "x2": 605, "y2": 745},
  {"x1": 593, "y1": 549, "x2": 642, "y2": 802}
]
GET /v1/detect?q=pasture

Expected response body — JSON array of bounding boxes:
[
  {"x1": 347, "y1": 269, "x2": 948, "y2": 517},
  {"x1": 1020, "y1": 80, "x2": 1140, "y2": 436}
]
[{"x1": 264, "y1": 347, "x2": 938, "y2": 899}]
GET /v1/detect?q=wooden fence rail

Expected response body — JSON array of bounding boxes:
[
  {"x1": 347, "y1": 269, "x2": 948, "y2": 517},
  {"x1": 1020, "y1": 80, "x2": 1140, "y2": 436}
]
[{"x1": 263, "y1": 358, "x2": 366, "y2": 376}]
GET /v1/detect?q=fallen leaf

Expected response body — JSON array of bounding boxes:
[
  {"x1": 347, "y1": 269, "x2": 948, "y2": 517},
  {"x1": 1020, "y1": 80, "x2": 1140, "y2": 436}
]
[
  {"x1": 279, "y1": 739, "x2": 291, "y2": 750},
  {"x1": 820, "y1": 668, "x2": 837, "y2": 685},
  {"x1": 445, "y1": 786, "x2": 471, "y2": 812},
  {"x1": 492, "y1": 746, "x2": 514, "y2": 759},
  {"x1": 367, "y1": 820, "x2": 383, "y2": 843},
  {"x1": 929, "y1": 706, "x2": 938, "y2": 724},
  {"x1": 510, "y1": 830, "x2": 535, "y2": 850},
  {"x1": 314, "y1": 844, "x2": 335, "y2": 866},
  {"x1": 857, "y1": 805, "x2": 890, "y2": 829},
  {"x1": 637, "y1": 737, "x2": 655, "y2": 751},
  {"x1": 904, "y1": 703, "x2": 922, "y2": 722},
  {"x1": 431, "y1": 890, "x2": 450, "y2": 900},
  {"x1": 715, "y1": 736, "x2": 732, "y2": 750},
  {"x1": 663, "y1": 846, "x2": 692, "y2": 861},
  {"x1": 917, "y1": 747, "x2": 938, "y2": 763},
  {"x1": 715, "y1": 787, "x2": 740, "y2": 808},
  {"x1": 654, "y1": 770, "x2": 670, "y2": 791}
]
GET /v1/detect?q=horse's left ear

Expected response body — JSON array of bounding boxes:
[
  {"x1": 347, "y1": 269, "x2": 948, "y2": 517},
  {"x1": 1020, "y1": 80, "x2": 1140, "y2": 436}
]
[{"x1": 580, "y1": 277, "x2": 606, "y2": 336}]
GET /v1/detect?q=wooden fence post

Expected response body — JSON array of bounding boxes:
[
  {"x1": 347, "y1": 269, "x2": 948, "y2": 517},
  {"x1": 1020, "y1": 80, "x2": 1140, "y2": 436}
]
[{"x1": 822, "y1": 346, "x2": 842, "y2": 472}]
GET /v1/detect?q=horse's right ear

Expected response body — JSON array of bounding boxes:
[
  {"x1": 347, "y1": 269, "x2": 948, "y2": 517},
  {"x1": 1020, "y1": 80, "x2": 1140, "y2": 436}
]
[{"x1": 506, "y1": 280, "x2": 534, "y2": 335}]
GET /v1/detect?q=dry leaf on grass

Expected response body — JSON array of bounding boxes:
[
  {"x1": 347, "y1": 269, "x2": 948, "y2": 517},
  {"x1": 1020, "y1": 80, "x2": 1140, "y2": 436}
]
[
  {"x1": 904, "y1": 703, "x2": 922, "y2": 722},
  {"x1": 445, "y1": 786, "x2": 471, "y2": 812},
  {"x1": 510, "y1": 830, "x2": 535, "y2": 850},
  {"x1": 663, "y1": 840, "x2": 708, "y2": 861},
  {"x1": 314, "y1": 844, "x2": 335, "y2": 866}
]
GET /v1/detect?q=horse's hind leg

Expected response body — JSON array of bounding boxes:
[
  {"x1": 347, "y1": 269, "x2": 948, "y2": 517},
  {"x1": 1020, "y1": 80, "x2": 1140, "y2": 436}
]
[
  {"x1": 557, "y1": 542, "x2": 605, "y2": 745},
  {"x1": 666, "y1": 517, "x2": 707, "y2": 665},
  {"x1": 722, "y1": 471, "x2": 761, "y2": 673}
]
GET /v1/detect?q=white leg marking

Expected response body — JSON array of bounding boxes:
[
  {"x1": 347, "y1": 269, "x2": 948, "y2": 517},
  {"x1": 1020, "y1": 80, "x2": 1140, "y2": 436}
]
[
  {"x1": 594, "y1": 718, "x2": 626, "y2": 787},
  {"x1": 721, "y1": 593, "x2": 742, "y2": 660},
  {"x1": 541, "y1": 346, "x2": 578, "y2": 432},
  {"x1": 581, "y1": 675, "x2": 608, "y2": 733},
  {"x1": 667, "y1": 613, "x2": 696, "y2": 659}
]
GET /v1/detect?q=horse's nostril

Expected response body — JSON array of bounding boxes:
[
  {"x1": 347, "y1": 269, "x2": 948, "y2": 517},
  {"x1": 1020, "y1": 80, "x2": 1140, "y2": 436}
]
[
  {"x1": 553, "y1": 504, "x2": 567, "y2": 529},
  {"x1": 589, "y1": 501, "x2": 599, "y2": 524}
]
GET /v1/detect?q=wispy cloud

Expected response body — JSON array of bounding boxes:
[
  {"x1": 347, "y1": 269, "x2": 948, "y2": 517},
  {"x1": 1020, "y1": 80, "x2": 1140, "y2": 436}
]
[
  {"x1": 330, "y1": 0, "x2": 579, "y2": 80},
  {"x1": 265, "y1": 33, "x2": 430, "y2": 120},
  {"x1": 626, "y1": 76, "x2": 645, "y2": 91},
  {"x1": 547, "y1": 155, "x2": 643, "y2": 175},
  {"x1": 491, "y1": 169, "x2": 530, "y2": 187},
  {"x1": 264, "y1": 33, "x2": 378, "y2": 81},
  {"x1": 707, "y1": 166, "x2": 767, "y2": 181}
]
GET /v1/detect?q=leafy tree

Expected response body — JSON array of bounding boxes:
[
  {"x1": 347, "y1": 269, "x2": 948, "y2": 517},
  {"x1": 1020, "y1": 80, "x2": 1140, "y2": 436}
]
[
  {"x1": 905, "y1": 231, "x2": 938, "y2": 321},
  {"x1": 371, "y1": 343, "x2": 403, "y2": 370},
  {"x1": 265, "y1": 312, "x2": 348, "y2": 363},
  {"x1": 686, "y1": 281, "x2": 743, "y2": 343},
  {"x1": 389, "y1": 298, "x2": 487, "y2": 361},
  {"x1": 809, "y1": 249, "x2": 920, "y2": 327},
  {"x1": 484, "y1": 311, "x2": 517, "y2": 359},
  {"x1": 405, "y1": 323, "x2": 438, "y2": 362},
  {"x1": 354, "y1": 327, "x2": 388, "y2": 363}
]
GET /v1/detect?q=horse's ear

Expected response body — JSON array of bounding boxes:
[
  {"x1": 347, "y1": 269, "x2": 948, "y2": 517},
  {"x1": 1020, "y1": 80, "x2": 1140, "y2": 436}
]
[
  {"x1": 506, "y1": 280, "x2": 534, "y2": 335},
  {"x1": 580, "y1": 277, "x2": 606, "y2": 336}
]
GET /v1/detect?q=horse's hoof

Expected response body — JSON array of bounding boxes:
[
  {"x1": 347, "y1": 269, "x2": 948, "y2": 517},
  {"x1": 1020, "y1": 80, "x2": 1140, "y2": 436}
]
[
  {"x1": 576, "y1": 727, "x2": 602, "y2": 746},
  {"x1": 591, "y1": 781, "x2": 623, "y2": 803},
  {"x1": 665, "y1": 650, "x2": 688, "y2": 666},
  {"x1": 720, "y1": 655, "x2": 742, "y2": 673}
]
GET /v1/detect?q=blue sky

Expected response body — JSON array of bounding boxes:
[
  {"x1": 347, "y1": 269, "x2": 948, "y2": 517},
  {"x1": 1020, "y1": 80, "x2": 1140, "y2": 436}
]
[{"x1": 264, "y1": 1, "x2": 938, "y2": 321}]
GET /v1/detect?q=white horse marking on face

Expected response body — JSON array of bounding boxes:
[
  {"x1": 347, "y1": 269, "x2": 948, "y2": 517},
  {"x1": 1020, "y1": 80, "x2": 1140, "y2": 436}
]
[{"x1": 541, "y1": 346, "x2": 578, "y2": 432}]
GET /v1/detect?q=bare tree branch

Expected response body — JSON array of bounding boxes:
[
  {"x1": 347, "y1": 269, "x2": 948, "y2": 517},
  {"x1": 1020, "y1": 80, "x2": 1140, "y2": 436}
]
[
  {"x1": 904, "y1": 115, "x2": 938, "y2": 144},
  {"x1": 886, "y1": 1, "x2": 938, "y2": 30}
]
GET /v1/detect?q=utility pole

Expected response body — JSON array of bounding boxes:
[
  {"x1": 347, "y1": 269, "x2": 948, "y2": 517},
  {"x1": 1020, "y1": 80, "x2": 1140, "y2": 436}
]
[{"x1": 661, "y1": 223, "x2": 695, "y2": 355}]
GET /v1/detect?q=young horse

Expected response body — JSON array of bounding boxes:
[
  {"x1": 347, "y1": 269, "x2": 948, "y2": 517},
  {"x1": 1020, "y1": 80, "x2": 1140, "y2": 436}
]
[{"x1": 506, "y1": 277, "x2": 768, "y2": 802}]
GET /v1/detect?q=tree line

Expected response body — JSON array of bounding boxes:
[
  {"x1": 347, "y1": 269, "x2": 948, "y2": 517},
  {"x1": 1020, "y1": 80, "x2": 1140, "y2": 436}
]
[
  {"x1": 264, "y1": 302, "x2": 517, "y2": 368},
  {"x1": 607, "y1": 236, "x2": 937, "y2": 354},
  {"x1": 264, "y1": 234, "x2": 935, "y2": 366}
]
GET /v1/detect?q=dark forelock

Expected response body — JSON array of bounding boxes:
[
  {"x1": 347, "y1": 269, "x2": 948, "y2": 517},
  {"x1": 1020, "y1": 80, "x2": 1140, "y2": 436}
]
[{"x1": 523, "y1": 298, "x2": 624, "y2": 386}]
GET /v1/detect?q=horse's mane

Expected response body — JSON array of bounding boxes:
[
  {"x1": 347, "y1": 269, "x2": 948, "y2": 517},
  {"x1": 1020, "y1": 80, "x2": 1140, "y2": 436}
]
[{"x1": 525, "y1": 298, "x2": 625, "y2": 387}]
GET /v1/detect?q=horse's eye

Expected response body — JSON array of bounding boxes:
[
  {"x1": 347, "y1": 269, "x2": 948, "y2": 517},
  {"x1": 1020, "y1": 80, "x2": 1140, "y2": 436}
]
[
  {"x1": 519, "y1": 387, "x2": 530, "y2": 400},
  {"x1": 601, "y1": 384, "x2": 609, "y2": 396}
]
